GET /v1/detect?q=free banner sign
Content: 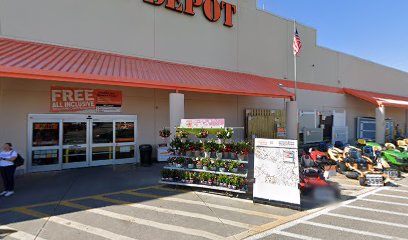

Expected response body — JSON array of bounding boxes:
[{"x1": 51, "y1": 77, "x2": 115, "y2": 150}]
[
  {"x1": 180, "y1": 119, "x2": 225, "y2": 129},
  {"x1": 253, "y1": 138, "x2": 300, "y2": 208},
  {"x1": 50, "y1": 87, "x2": 122, "y2": 113}
]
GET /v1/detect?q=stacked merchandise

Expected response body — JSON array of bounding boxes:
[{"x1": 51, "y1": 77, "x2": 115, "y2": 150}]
[{"x1": 159, "y1": 128, "x2": 251, "y2": 193}]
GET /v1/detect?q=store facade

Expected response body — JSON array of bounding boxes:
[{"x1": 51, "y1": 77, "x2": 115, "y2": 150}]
[{"x1": 0, "y1": 0, "x2": 407, "y2": 173}]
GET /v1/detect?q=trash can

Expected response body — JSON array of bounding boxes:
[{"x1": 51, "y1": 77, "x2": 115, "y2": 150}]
[{"x1": 139, "y1": 144, "x2": 153, "y2": 166}]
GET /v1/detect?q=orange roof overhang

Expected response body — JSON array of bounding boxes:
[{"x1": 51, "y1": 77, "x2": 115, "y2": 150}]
[
  {"x1": 0, "y1": 38, "x2": 294, "y2": 99},
  {"x1": 344, "y1": 88, "x2": 408, "y2": 109}
]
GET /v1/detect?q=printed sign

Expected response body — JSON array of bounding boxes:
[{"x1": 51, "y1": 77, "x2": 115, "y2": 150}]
[
  {"x1": 180, "y1": 119, "x2": 225, "y2": 129},
  {"x1": 50, "y1": 87, "x2": 122, "y2": 113},
  {"x1": 253, "y1": 138, "x2": 300, "y2": 208}
]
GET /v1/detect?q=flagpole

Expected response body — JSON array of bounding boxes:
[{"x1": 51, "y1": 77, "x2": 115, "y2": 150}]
[{"x1": 293, "y1": 20, "x2": 297, "y2": 101}]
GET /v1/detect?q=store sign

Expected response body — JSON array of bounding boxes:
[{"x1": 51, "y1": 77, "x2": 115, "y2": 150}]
[
  {"x1": 253, "y1": 138, "x2": 300, "y2": 209},
  {"x1": 143, "y1": 0, "x2": 237, "y2": 27},
  {"x1": 50, "y1": 87, "x2": 122, "y2": 113},
  {"x1": 180, "y1": 119, "x2": 225, "y2": 128}
]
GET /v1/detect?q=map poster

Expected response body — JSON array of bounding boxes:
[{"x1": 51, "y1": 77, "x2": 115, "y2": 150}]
[{"x1": 253, "y1": 138, "x2": 300, "y2": 209}]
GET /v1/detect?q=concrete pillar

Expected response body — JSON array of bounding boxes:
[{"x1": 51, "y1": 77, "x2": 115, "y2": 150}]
[
  {"x1": 169, "y1": 93, "x2": 184, "y2": 136},
  {"x1": 375, "y1": 106, "x2": 386, "y2": 144},
  {"x1": 286, "y1": 101, "x2": 298, "y2": 140}
]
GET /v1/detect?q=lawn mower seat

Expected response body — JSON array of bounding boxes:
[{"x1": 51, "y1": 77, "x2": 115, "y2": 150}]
[
  {"x1": 318, "y1": 142, "x2": 328, "y2": 152},
  {"x1": 363, "y1": 146, "x2": 379, "y2": 162},
  {"x1": 385, "y1": 143, "x2": 396, "y2": 150},
  {"x1": 302, "y1": 167, "x2": 320, "y2": 177},
  {"x1": 334, "y1": 141, "x2": 345, "y2": 150},
  {"x1": 301, "y1": 155, "x2": 315, "y2": 168},
  {"x1": 346, "y1": 149, "x2": 367, "y2": 164}
]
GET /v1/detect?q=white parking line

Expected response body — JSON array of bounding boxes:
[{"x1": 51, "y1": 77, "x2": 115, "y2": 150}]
[
  {"x1": 246, "y1": 187, "x2": 385, "y2": 240},
  {"x1": 360, "y1": 198, "x2": 408, "y2": 206},
  {"x1": 14, "y1": 208, "x2": 137, "y2": 240},
  {"x1": 125, "y1": 191, "x2": 283, "y2": 219},
  {"x1": 0, "y1": 226, "x2": 46, "y2": 240},
  {"x1": 87, "y1": 208, "x2": 225, "y2": 240},
  {"x1": 373, "y1": 193, "x2": 408, "y2": 200},
  {"x1": 93, "y1": 196, "x2": 254, "y2": 229},
  {"x1": 303, "y1": 221, "x2": 406, "y2": 240},
  {"x1": 343, "y1": 205, "x2": 408, "y2": 217},
  {"x1": 325, "y1": 212, "x2": 408, "y2": 229},
  {"x1": 382, "y1": 188, "x2": 408, "y2": 193},
  {"x1": 274, "y1": 230, "x2": 323, "y2": 240},
  {"x1": 50, "y1": 216, "x2": 137, "y2": 240}
]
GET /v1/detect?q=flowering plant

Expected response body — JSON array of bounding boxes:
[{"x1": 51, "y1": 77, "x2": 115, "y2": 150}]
[
  {"x1": 196, "y1": 128, "x2": 209, "y2": 139},
  {"x1": 216, "y1": 128, "x2": 234, "y2": 139},
  {"x1": 159, "y1": 128, "x2": 171, "y2": 138},
  {"x1": 176, "y1": 128, "x2": 189, "y2": 138},
  {"x1": 236, "y1": 141, "x2": 252, "y2": 155}
]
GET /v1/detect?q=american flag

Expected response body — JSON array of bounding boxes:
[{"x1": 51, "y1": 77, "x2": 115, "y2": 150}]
[{"x1": 293, "y1": 29, "x2": 302, "y2": 56}]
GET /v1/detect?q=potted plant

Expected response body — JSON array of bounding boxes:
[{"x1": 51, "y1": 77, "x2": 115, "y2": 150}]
[
  {"x1": 176, "y1": 128, "x2": 189, "y2": 142},
  {"x1": 223, "y1": 143, "x2": 231, "y2": 159},
  {"x1": 216, "y1": 144, "x2": 223, "y2": 160},
  {"x1": 159, "y1": 128, "x2": 171, "y2": 139},
  {"x1": 218, "y1": 160, "x2": 227, "y2": 172},
  {"x1": 203, "y1": 141, "x2": 212, "y2": 158},
  {"x1": 196, "y1": 128, "x2": 209, "y2": 139},
  {"x1": 185, "y1": 141, "x2": 194, "y2": 157},
  {"x1": 186, "y1": 158, "x2": 194, "y2": 169},
  {"x1": 175, "y1": 157, "x2": 184, "y2": 168},
  {"x1": 228, "y1": 161, "x2": 239, "y2": 173},
  {"x1": 170, "y1": 137, "x2": 182, "y2": 155},
  {"x1": 202, "y1": 158, "x2": 209, "y2": 171},
  {"x1": 237, "y1": 141, "x2": 251, "y2": 161},
  {"x1": 209, "y1": 159, "x2": 217, "y2": 171},
  {"x1": 216, "y1": 128, "x2": 234, "y2": 143},
  {"x1": 194, "y1": 142, "x2": 203, "y2": 157},
  {"x1": 195, "y1": 159, "x2": 203, "y2": 169},
  {"x1": 230, "y1": 142, "x2": 238, "y2": 160}
]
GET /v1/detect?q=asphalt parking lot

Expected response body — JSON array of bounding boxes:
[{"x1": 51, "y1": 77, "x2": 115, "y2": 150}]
[
  {"x1": 0, "y1": 165, "x2": 406, "y2": 240},
  {"x1": 248, "y1": 174, "x2": 408, "y2": 240}
]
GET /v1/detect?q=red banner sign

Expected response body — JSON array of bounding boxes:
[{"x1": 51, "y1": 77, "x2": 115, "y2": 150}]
[{"x1": 50, "y1": 87, "x2": 122, "y2": 113}]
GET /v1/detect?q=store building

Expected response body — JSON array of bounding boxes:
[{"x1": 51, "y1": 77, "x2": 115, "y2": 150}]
[{"x1": 0, "y1": 0, "x2": 407, "y2": 173}]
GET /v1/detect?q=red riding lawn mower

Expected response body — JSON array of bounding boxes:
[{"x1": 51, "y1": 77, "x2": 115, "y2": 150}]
[{"x1": 299, "y1": 151, "x2": 340, "y2": 201}]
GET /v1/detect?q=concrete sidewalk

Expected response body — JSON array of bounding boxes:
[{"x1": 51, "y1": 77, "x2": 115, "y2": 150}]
[{"x1": 0, "y1": 163, "x2": 163, "y2": 209}]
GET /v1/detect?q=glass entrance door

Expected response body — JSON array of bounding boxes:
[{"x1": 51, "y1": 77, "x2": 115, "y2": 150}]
[
  {"x1": 62, "y1": 120, "x2": 89, "y2": 169},
  {"x1": 30, "y1": 119, "x2": 61, "y2": 172},
  {"x1": 28, "y1": 114, "x2": 138, "y2": 172},
  {"x1": 91, "y1": 119, "x2": 114, "y2": 166}
]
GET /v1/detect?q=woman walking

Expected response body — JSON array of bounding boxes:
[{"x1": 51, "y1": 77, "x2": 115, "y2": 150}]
[{"x1": 0, "y1": 143, "x2": 17, "y2": 197}]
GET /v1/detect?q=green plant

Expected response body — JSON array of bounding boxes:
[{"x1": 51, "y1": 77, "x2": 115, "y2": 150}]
[
  {"x1": 216, "y1": 128, "x2": 234, "y2": 139},
  {"x1": 228, "y1": 161, "x2": 239, "y2": 171},
  {"x1": 196, "y1": 128, "x2": 209, "y2": 139},
  {"x1": 195, "y1": 142, "x2": 204, "y2": 151},
  {"x1": 159, "y1": 128, "x2": 171, "y2": 138},
  {"x1": 170, "y1": 137, "x2": 182, "y2": 150},
  {"x1": 176, "y1": 128, "x2": 189, "y2": 138},
  {"x1": 236, "y1": 141, "x2": 252, "y2": 155}
]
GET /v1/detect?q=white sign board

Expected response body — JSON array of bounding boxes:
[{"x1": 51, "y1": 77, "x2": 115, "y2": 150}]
[
  {"x1": 253, "y1": 138, "x2": 300, "y2": 207},
  {"x1": 180, "y1": 119, "x2": 225, "y2": 129}
]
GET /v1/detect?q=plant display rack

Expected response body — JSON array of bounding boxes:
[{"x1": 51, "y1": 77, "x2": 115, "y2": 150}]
[{"x1": 159, "y1": 127, "x2": 250, "y2": 194}]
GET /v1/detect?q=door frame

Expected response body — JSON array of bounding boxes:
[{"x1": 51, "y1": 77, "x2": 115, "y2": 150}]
[{"x1": 27, "y1": 114, "x2": 139, "y2": 173}]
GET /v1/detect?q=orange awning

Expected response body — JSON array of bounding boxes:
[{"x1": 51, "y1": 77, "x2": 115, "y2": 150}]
[
  {"x1": 344, "y1": 88, "x2": 408, "y2": 109},
  {"x1": 0, "y1": 38, "x2": 294, "y2": 99}
]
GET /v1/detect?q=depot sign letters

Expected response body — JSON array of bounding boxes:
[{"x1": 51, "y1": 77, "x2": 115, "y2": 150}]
[{"x1": 144, "y1": 0, "x2": 237, "y2": 27}]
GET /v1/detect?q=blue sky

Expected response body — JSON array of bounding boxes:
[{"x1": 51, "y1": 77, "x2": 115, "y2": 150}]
[{"x1": 257, "y1": 0, "x2": 408, "y2": 73}]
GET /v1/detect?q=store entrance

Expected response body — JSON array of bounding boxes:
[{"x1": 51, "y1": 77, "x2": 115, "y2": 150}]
[{"x1": 28, "y1": 114, "x2": 138, "y2": 172}]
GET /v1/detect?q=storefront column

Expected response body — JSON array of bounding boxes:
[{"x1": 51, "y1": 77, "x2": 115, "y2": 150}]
[
  {"x1": 375, "y1": 106, "x2": 386, "y2": 144},
  {"x1": 286, "y1": 101, "x2": 298, "y2": 140},
  {"x1": 169, "y1": 93, "x2": 184, "y2": 136}
]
